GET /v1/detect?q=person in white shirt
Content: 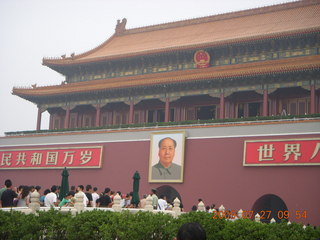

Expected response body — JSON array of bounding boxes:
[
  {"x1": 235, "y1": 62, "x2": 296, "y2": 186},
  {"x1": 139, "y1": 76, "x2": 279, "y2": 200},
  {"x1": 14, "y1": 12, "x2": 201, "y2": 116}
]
[
  {"x1": 44, "y1": 185, "x2": 58, "y2": 207},
  {"x1": 91, "y1": 187, "x2": 100, "y2": 208},
  {"x1": 157, "y1": 194, "x2": 168, "y2": 211},
  {"x1": 76, "y1": 185, "x2": 89, "y2": 207}
]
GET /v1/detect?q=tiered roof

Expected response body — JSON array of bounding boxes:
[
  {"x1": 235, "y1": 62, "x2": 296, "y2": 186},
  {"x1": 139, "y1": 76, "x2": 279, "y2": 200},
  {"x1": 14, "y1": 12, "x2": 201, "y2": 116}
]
[
  {"x1": 13, "y1": 56, "x2": 320, "y2": 100},
  {"x1": 13, "y1": 0, "x2": 320, "y2": 101},
  {"x1": 43, "y1": 0, "x2": 320, "y2": 66}
]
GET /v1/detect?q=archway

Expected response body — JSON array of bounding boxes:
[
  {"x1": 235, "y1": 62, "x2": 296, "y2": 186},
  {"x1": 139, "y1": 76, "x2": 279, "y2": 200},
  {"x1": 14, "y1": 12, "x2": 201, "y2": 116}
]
[
  {"x1": 251, "y1": 194, "x2": 288, "y2": 223},
  {"x1": 156, "y1": 185, "x2": 182, "y2": 206}
]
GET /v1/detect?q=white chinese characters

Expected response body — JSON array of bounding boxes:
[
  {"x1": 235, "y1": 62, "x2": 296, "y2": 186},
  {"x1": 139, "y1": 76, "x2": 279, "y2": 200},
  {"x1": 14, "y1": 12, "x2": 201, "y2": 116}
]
[
  {"x1": 256, "y1": 142, "x2": 319, "y2": 162},
  {"x1": 1, "y1": 149, "x2": 95, "y2": 167}
]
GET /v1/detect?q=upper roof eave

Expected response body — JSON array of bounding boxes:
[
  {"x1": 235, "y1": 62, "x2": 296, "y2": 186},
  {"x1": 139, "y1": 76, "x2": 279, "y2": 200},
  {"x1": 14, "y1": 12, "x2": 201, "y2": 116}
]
[
  {"x1": 14, "y1": 55, "x2": 320, "y2": 101},
  {"x1": 42, "y1": 0, "x2": 320, "y2": 68},
  {"x1": 42, "y1": 27, "x2": 320, "y2": 68},
  {"x1": 42, "y1": 34, "x2": 116, "y2": 67}
]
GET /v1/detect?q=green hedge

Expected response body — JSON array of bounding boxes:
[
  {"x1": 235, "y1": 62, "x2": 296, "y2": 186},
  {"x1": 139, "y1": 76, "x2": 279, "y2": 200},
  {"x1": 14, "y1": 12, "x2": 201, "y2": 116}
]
[
  {"x1": 0, "y1": 210, "x2": 319, "y2": 240},
  {"x1": 5, "y1": 114, "x2": 320, "y2": 136}
]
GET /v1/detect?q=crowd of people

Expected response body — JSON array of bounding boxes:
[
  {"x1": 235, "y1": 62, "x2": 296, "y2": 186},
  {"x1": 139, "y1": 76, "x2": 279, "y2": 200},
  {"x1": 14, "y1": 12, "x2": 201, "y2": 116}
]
[
  {"x1": 0, "y1": 179, "x2": 42, "y2": 208},
  {"x1": 0, "y1": 179, "x2": 189, "y2": 211},
  {"x1": 0, "y1": 179, "x2": 219, "y2": 215},
  {"x1": 0, "y1": 179, "x2": 209, "y2": 239}
]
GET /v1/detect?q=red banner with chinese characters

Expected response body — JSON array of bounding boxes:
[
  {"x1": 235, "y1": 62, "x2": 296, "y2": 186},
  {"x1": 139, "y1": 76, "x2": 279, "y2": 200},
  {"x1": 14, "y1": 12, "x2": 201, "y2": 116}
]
[
  {"x1": 0, "y1": 146, "x2": 103, "y2": 169},
  {"x1": 243, "y1": 138, "x2": 320, "y2": 166}
]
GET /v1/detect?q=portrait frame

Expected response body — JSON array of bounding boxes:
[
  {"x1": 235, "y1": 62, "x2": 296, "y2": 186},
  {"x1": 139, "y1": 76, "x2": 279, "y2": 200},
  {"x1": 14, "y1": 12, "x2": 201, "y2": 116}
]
[{"x1": 148, "y1": 131, "x2": 185, "y2": 183}]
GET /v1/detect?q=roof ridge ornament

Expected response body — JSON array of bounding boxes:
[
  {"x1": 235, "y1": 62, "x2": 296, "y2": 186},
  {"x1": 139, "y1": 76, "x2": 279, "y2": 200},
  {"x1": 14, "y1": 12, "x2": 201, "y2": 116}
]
[{"x1": 115, "y1": 18, "x2": 127, "y2": 35}]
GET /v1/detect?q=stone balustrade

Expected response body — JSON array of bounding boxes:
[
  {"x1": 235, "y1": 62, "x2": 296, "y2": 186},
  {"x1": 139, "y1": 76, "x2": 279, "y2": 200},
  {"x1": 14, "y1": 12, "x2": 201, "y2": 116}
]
[
  {"x1": 0, "y1": 193, "x2": 307, "y2": 227},
  {"x1": 0, "y1": 192, "x2": 183, "y2": 218}
]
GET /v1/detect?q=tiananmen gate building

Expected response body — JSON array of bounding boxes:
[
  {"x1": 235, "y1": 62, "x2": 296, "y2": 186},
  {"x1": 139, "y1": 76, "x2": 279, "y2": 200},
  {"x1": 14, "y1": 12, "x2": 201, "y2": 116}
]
[{"x1": 1, "y1": 0, "x2": 320, "y2": 225}]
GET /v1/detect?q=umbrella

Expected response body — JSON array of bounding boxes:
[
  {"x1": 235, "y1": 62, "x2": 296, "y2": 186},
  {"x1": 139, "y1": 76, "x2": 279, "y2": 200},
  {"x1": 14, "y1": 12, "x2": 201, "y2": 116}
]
[
  {"x1": 59, "y1": 167, "x2": 69, "y2": 201},
  {"x1": 131, "y1": 171, "x2": 140, "y2": 207}
]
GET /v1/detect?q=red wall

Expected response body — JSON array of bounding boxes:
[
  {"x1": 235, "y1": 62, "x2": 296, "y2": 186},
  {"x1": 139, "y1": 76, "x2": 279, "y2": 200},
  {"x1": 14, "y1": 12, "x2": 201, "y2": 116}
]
[{"x1": 1, "y1": 133, "x2": 319, "y2": 225}]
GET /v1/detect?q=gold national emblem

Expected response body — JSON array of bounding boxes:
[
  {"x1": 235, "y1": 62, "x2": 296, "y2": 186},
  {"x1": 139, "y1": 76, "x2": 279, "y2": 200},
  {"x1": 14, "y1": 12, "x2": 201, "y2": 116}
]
[{"x1": 194, "y1": 50, "x2": 210, "y2": 68}]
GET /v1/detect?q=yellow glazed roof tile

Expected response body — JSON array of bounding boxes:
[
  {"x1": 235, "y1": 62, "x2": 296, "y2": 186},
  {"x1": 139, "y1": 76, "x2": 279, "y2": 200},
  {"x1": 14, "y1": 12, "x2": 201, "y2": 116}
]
[
  {"x1": 43, "y1": 0, "x2": 320, "y2": 66},
  {"x1": 14, "y1": 55, "x2": 320, "y2": 97}
]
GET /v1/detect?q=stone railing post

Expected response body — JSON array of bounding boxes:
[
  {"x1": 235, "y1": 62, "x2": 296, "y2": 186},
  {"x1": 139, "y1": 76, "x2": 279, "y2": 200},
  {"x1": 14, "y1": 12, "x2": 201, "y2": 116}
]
[
  {"x1": 29, "y1": 190, "x2": 41, "y2": 213},
  {"x1": 255, "y1": 213, "x2": 261, "y2": 222},
  {"x1": 197, "y1": 201, "x2": 205, "y2": 212},
  {"x1": 212, "y1": 208, "x2": 217, "y2": 214},
  {"x1": 144, "y1": 195, "x2": 153, "y2": 211},
  {"x1": 218, "y1": 205, "x2": 225, "y2": 212},
  {"x1": 172, "y1": 197, "x2": 181, "y2": 217},
  {"x1": 219, "y1": 205, "x2": 225, "y2": 218},
  {"x1": 112, "y1": 193, "x2": 121, "y2": 212},
  {"x1": 237, "y1": 209, "x2": 243, "y2": 219},
  {"x1": 74, "y1": 192, "x2": 84, "y2": 213}
]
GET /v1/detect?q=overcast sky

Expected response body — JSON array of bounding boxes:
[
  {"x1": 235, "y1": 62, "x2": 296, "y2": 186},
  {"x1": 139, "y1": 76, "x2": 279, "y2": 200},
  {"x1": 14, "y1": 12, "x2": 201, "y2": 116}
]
[{"x1": 0, "y1": 0, "x2": 296, "y2": 136}]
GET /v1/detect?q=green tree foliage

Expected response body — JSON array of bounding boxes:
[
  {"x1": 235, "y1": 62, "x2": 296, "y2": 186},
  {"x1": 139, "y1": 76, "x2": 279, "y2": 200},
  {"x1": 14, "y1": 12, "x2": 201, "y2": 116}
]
[
  {"x1": 6, "y1": 114, "x2": 320, "y2": 136},
  {"x1": 176, "y1": 211, "x2": 226, "y2": 240},
  {"x1": 0, "y1": 210, "x2": 319, "y2": 240}
]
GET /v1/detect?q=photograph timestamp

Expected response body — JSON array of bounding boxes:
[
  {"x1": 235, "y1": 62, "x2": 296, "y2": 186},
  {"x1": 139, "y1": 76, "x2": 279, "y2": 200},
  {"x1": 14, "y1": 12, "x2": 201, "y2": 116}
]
[{"x1": 212, "y1": 210, "x2": 308, "y2": 220}]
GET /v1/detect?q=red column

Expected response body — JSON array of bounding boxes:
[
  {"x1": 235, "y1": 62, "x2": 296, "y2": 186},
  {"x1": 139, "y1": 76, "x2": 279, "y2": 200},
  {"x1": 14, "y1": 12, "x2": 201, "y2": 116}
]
[
  {"x1": 175, "y1": 106, "x2": 181, "y2": 121},
  {"x1": 165, "y1": 97, "x2": 170, "y2": 122},
  {"x1": 310, "y1": 84, "x2": 316, "y2": 114},
  {"x1": 129, "y1": 101, "x2": 134, "y2": 124},
  {"x1": 225, "y1": 101, "x2": 230, "y2": 119},
  {"x1": 95, "y1": 105, "x2": 101, "y2": 127},
  {"x1": 49, "y1": 114, "x2": 53, "y2": 130},
  {"x1": 36, "y1": 108, "x2": 42, "y2": 131},
  {"x1": 273, "y1": 98, "x2": 278, "y2": 116},
  {"x1": 270, "y1": 99, "x2": 274, "y2": 116},
  {"x1": 219, "y1": 93, "x2": 225, "y2": 119},
  {"x1": 244, "y1": 104, "x2": 249, "y2": 117},
  {"x1": 109, "y1": 111, "x2": 114, "y2": 125},
  {"x1": 263, "y1": 89, "x2": 268, "y2": 117},
  {"x1": 64, "y1": 108, "x2": 70, "y2": 129},
  {"x1": 228, "y1": 102, "x2": 232, "y2": 118}
]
